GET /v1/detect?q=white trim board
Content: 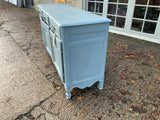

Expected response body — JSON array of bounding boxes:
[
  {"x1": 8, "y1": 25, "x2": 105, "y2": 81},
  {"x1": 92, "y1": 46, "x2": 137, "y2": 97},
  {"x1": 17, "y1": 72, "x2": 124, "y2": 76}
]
[{"x1": 109, "y1": 28, "x2": 160, "y2": 44}]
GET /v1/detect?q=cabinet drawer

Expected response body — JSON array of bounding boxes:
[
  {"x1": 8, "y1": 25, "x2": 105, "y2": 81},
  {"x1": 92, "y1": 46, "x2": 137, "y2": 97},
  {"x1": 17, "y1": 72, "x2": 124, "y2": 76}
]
[
  {"x1": 49, "y1": 18, "x2": 60, "y2": 39},
  {"x1": 39, "y1": 9, "x2": 49, "y2": 25}
]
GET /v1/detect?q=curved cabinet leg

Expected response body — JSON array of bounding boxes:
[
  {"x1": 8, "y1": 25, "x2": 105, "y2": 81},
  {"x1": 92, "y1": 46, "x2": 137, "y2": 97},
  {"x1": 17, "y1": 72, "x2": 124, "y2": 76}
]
[
  {"x1": 98, "y1": 81, "x2": 103, "y2": 90},
  {"x1": 66, "y1": 90, "x2": 71, "y2": 99}
]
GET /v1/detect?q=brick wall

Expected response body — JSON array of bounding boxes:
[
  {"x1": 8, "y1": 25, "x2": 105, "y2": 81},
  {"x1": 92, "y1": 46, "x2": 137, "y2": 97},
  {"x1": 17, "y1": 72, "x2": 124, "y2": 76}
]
[{"x1": 34, "y1": 0, "x2": 82, "y2": 10}]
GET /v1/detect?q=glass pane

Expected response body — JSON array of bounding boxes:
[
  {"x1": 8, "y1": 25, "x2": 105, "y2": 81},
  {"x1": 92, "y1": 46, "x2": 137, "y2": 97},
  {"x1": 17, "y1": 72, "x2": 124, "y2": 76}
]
[
  {"x1": 109, "y1": 0, "x2": 117, "y2": 2},
  {"x1": 117, "y1": 5, "x2": 127, "y2": 16},
  {"x1": 131, "y1": 19, "x2": 143, "y2": 31},
  {"x1": 95, "y1": 13, "x2": 102, "y2": 16},
  {"x1": 96, "y1": 3, "x2": 103, "y2": 13},
  {"x1": 133, "y1": 6, "x2": 146, "y2": 19},
  {"x1": 143, "y1": 22, "x2": 157, "y2": 34},
  {"x1": 149, "y1": 0, "x2": 160, "y2": 5},
  {"x1": 136, "y1": 0, "x2": 148, "y2": 5},
  {"x1": 108, "y1": 4, "x2": 117, "y2": 15},
  {"x1": 119, "y1": 0, "x2": 128, "y2": 3},
  {"x1": 146, "y1": 7, "x2": 160, "y2": 21},
  {"x1": 96, "y1": 0, "x2": 104, "y2": 1},
  {"x1": 88, "y1": 2, "x2": 95, "y2": 12},
  {"x1": 107, "y1": 15, "x2": 115, "y2": 26},
  {"x1": 116, "y1": 17, "x2": 125, "y2": 28}
]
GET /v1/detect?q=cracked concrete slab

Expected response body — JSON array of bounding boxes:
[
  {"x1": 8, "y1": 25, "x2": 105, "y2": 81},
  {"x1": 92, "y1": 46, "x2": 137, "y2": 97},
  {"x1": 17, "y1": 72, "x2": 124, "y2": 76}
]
[
  {"x1": 1, "y1": 0, "x2": 160, "y2": 120},
  {"x1": 0, "y1": 32, "x2": 55, "y2": 120}
]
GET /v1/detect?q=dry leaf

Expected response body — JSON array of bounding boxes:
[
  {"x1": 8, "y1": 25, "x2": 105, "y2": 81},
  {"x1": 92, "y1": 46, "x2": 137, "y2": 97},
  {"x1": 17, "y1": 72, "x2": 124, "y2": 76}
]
[
  {"x1": 77, "y1": 96, "x2": 82, "y2": 100},
  {"x1": 120, "y1": 75, "x2": 126, "y2": 80},
  {"x1": 122, "y1": 46, "x2": 128, "y2": 50},
  {"x1": 125, "y1": 54, "x2": 135, "y2": 58},
  {"x1": 114, "y1": 93, "x2": 121, "y2": 100},
  {"x1": 147, "y1": 54, "x2": 154, "y2": 59},
  {"x1": 125, "y1": 56, "x2": 130, "y2": 58},
  {"x1": 2, "y1": 8, "x2": 8, "y2": 11},
  {"x1": 115, "y1": 47, "x2": 119, "y2": 50},
  {"x1": 152, "y1": 93, "x2": 158, "y2": 97},
  {"x1": 153, "y1": 112, "x2": 159, "y2": 115},
  {"x1": 120, "y1": 89, "x2": 127, "y2": 95},
  {"x1": 37, "y1": 21, "x2": 40, "y2": 25},
  {"x1": 131, "y1": 80, "x2": 135, "y2": 84},
  {"x1": 123, "y1": 68, "x2": 128, "y2": 73},
  {"x1": 130, "y1": 105, "x2": 147, "y2": 113},
  {"x1": 148, "y1": 85, "x2": 154, "y2": 89},
  {"x1": 130, "y1": 55, "x2": 135, "y2": 58},
  {"x1": 154, "y1": 63, "x2": 160, "y2": 67},
  {"x1": 70, "y1": 89, "x2": 74, "y2": 93}
]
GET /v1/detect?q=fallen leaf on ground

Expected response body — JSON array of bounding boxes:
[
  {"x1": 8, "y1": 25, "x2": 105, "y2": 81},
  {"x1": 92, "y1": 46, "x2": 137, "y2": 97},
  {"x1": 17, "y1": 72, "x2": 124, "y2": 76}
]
[
  {"x1": 153, "y1": 112, "x2": 159, "y2": 115},
  {"x1": 37, "y1": 21, "x2": 40, "y2": 25},
  {"x1": 114, "y1": 93, "x2": 121, "y2": 100},
  {"x1": 154, "y1": 63, "x2": 160, "y2": 67},
  {"x1": 122, "y1": 46, "x2": 128, "y2": 50},
  {"x1": 131, "y1": 80, "x2": 135, "y2": 84},
  {"x1": 123, "y1": 68, "x2": 128, "y2": 73},
  {"x1": 148, "y1": 85, "x2": 154, "y2": 89},
  {"x1": 120, "y1": 89, "x2": 127, "y2": 95},
  {"x1": 130, "y1": 105, "x2": 147, "y2": 113},
  {"x1": 147, "y1": 54, "x2": 154, "y2": 59},
  {"x1": 125, "y1": 56, "x2": 130, "y2": 58},
  {"x1": 130, "y1": 55, "x2": 135, "y2": 58},
  {"x1": 1, "y1": 8, "x2": 8, "y2": 10},
  {"x1": 77, "y1": 96, "x2": 82, "y2": 100},
  {"x1": 70, "y1": 89, "x2": 74, "y2": 92},
  {"x1": 152, "y1": 93, "x2": 158, "y2": 97},
  {"x1": 115, "y1": 47, "x2": 119, "y2": 50},
  {"x1": 120, "y1": 75, "x2": 126, "y2": 80},
  {"x1": 125, "y1": 55, "x2": 135, "y2": 58}
]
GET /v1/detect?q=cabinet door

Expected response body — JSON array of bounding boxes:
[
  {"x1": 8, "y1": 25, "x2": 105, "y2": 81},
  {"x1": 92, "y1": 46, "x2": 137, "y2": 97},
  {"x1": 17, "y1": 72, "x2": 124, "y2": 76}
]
[
  {"x1": 50, "y1": 30, "x2": 64, "y2": 82},
  {"x1": 40, "y1": 17, "x2": 52, "y2": 56}
]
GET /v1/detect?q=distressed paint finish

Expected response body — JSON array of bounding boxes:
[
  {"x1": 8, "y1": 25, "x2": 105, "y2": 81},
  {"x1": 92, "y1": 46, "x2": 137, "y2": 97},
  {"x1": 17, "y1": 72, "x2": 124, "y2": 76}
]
[{"x1": 38, "y1": 4, "x2": 111, "y2": 99}]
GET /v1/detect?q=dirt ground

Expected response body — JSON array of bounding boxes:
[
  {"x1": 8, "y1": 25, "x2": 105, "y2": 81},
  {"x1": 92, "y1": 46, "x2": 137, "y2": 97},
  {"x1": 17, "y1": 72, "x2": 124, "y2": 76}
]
[{"x1": 0, "y1": 1, "x2": 160, "y2": 120}]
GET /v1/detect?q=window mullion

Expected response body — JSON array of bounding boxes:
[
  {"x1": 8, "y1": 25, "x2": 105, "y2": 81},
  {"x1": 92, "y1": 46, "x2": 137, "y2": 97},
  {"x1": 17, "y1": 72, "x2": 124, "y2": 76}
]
[
  {"x1": 141, "y1": 0, "x2": 150, "y2": 32},
  {"x1": 102, "y1": 0, "x2": 108, "y2": 17},
  {"x1": 124, "y1": 0, "x2": 136, "y2": 30},
  {"x1": 94, "y1": 2, "x2": 96, "y2": 13},
  {"x1": 154, "y1": 14, "x2": 160, "y2": 39},
  {"x1": 114, "y1": 0, "x2": 119, "y2": 27}
]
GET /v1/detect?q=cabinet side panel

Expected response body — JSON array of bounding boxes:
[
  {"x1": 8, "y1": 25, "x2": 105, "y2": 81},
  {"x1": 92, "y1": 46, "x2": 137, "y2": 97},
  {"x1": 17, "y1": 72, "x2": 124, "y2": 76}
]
[{"x1": 62, "y1": 23, "x2": 109, "y2": 90}]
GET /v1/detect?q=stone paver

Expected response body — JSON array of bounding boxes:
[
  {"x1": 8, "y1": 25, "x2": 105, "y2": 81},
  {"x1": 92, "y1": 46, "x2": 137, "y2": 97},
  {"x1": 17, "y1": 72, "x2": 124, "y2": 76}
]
[
  {"x1": 0, "y1": 31, "x2": 55, "y2": 119},
  {"x1": 0, "y1": 1, "x2": 160, "y2": 120}
]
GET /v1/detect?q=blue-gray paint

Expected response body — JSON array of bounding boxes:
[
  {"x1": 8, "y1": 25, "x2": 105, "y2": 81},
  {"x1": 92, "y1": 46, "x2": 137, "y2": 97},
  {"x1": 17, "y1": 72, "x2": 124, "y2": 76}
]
[{"x1": 38, "y1": 4, "x2": 111, "y2": 99}]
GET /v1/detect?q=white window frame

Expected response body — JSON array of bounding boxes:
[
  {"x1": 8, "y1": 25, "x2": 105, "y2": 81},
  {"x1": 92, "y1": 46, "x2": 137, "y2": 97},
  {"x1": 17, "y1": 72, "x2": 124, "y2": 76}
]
[{"x1": 83, "y1": 0, "x2": 160, "y2": 44}]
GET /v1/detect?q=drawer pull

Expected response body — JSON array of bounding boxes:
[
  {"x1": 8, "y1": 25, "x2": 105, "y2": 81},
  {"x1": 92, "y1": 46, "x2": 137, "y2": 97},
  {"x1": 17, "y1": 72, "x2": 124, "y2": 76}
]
[
  {"x1": 53, "y1": 34, "x2": 56, "y2": 47},
  {"x1": 51, "y1": 26, "x2": 55, "y2": 33}
]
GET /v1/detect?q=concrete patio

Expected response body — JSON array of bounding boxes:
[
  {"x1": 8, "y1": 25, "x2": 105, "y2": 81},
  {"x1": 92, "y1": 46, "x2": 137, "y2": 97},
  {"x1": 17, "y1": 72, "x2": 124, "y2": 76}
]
[{"x1": 0, "y1": 0, "x2": 159, "y2": 120}]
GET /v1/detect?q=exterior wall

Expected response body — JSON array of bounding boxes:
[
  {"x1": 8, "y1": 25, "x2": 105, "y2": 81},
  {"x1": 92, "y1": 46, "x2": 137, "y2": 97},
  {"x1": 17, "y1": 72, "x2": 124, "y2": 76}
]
[
  {"x1": 67, "y1": 0, "x2": 82, "y2": 9},
  {"x1": 34, "y1": 0, "x2": 55, "y2": 10},
  {"x1": 34, "y1": 0, "x2": 82, "y2": 11}
]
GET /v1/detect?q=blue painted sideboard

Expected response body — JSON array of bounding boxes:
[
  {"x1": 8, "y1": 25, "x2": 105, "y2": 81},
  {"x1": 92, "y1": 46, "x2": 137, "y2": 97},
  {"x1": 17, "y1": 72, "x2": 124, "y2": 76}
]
[{"x1": 38, "y1": 4, "x2": 111, "y2": 99}]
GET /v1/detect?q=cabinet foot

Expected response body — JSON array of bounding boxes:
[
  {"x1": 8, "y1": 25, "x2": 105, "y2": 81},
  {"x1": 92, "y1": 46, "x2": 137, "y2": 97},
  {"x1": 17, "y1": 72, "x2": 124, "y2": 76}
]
[
  {"x1": 98, "y1": 81, "x2": 103, "y2": 90},
  {"x1": 66, "y1": 91, "x2": 71, "y2": 99}
]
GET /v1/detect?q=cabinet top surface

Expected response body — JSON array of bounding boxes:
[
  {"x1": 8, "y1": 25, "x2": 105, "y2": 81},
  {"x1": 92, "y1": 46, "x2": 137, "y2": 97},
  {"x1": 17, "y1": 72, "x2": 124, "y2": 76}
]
[{"x1": 38, "y1": 4, "x2": 111, "y2": 27}]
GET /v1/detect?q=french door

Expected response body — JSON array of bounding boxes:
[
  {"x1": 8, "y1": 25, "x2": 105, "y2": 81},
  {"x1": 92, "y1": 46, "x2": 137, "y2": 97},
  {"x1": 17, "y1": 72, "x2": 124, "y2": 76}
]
[{"x1": 83, "y1": 0, "x2": 160, "y2": 44}]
